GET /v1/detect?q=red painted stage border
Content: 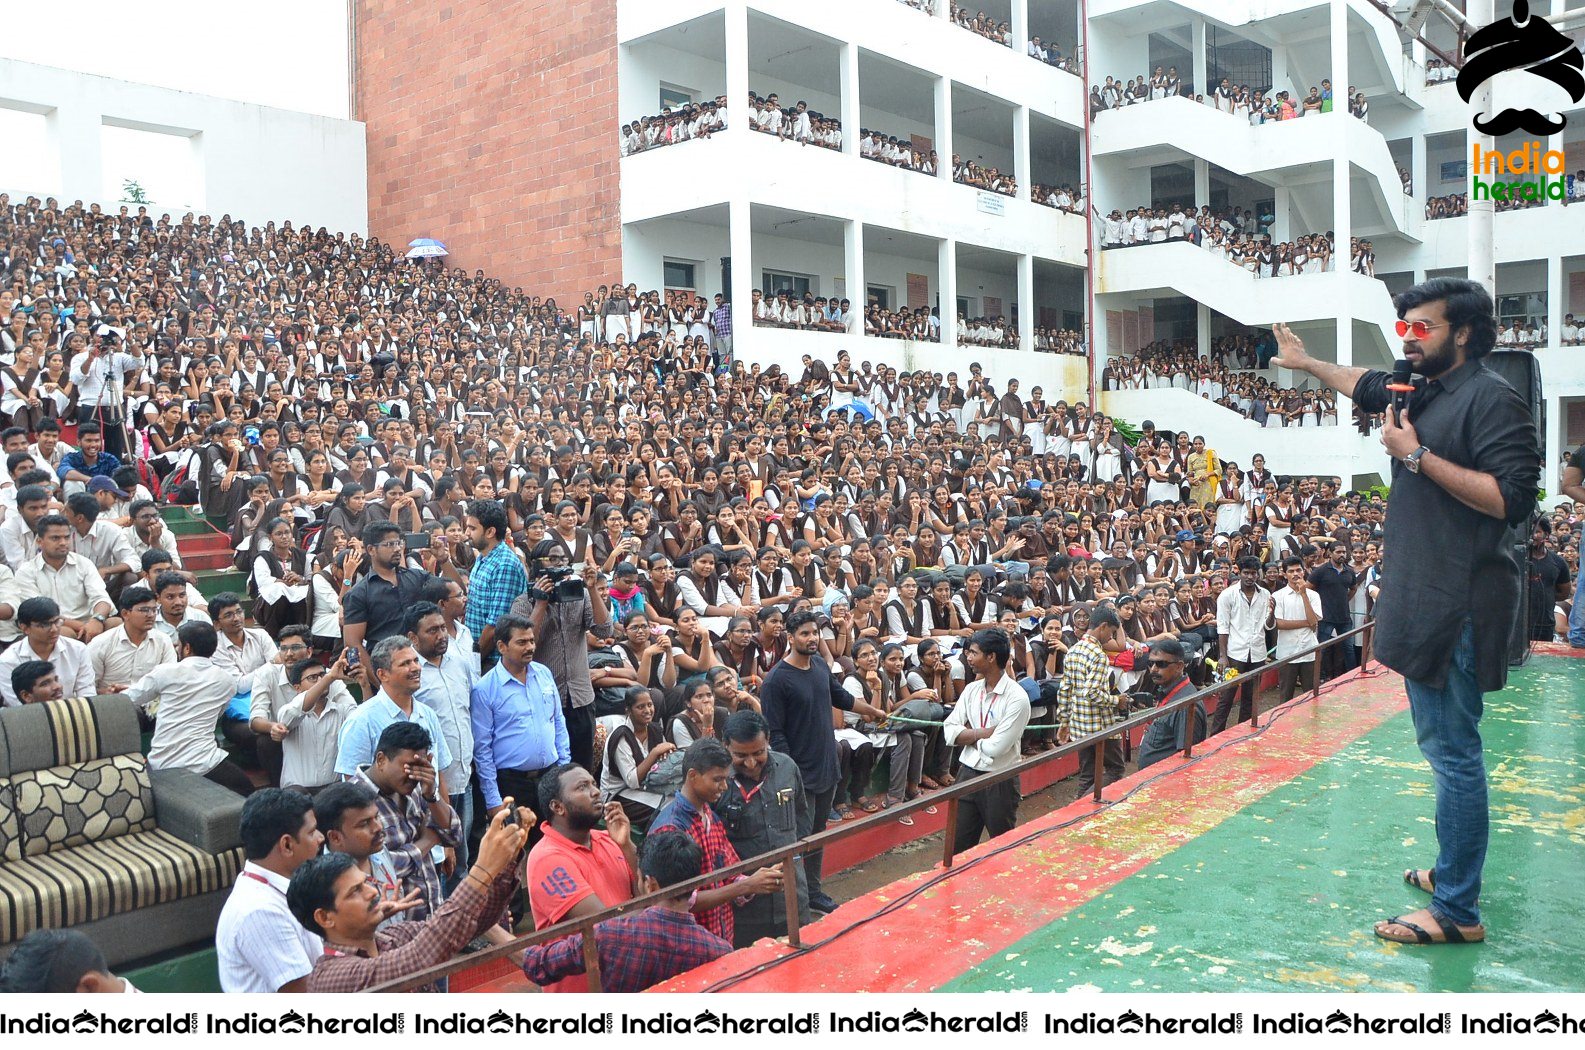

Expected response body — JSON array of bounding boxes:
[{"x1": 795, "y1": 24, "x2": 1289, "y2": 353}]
[{"x1": 657, "y1": 663, "x2": 1410, "y2": 992}]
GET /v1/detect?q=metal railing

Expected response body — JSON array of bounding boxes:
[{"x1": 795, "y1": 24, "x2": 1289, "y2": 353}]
[{"x1": 368, "y1": 619, "x2": 1375, "y2": 992}]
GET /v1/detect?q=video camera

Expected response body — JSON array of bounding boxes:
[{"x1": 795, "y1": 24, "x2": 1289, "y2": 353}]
[{"x1": 536, "y1": 565, "x2": 587, "y2": 603}]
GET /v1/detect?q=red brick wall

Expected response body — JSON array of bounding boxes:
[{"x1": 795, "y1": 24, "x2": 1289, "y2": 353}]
[{"x1": 354, "y1": 0, "x2": 622, "y2": 300}]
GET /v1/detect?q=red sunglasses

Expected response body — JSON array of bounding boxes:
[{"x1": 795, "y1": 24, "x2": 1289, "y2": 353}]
[{"x1": 1393, "y1": 319, "x2": 1448, "y2": 340}]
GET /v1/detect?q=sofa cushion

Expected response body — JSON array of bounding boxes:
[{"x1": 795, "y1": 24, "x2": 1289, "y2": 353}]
[
  {"x1": 0, "y1": 781, "x2": 17, "y2": 863},
  {"x1": 10, "y1": 754, "x2": 158, "y2": 857},
  {"x1": 0, "y1": 696, "x2": 141, "y2": 778},
  {"x1": 0, "y1": 828, "x2": 244, "y2": 945}
]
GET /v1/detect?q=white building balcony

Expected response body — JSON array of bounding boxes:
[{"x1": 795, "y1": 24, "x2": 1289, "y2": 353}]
[
  {"x1": 1094, "y1": 99, "x2": 1417, "y2": 241},
  {"x1": 1100, "y1": 386, "x2": 1392, "y2": 483},
  {"x1": 621, "y1": 131, "x2": 1086, "y2": 264}
]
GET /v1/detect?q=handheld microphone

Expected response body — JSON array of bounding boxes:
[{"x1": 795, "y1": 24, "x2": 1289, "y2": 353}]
[{"x1": 1386, "y1": 359, "x2": 1415, "y2": 414}]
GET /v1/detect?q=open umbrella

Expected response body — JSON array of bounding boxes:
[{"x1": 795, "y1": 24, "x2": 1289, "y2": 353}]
[{"x1": 405, "y1": 238, "x2": 448, "y2": 259}]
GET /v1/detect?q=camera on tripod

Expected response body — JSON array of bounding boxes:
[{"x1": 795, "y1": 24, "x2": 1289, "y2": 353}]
[{"x1": 536, "y1": 565, "x2": 586, "y2": 603}]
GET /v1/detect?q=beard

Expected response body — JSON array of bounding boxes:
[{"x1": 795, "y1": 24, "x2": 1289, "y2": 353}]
[{"x1": 565, "y1": 805, "x2": 603, "y2": 832}]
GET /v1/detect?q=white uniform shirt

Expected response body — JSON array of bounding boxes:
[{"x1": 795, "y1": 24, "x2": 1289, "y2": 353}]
[
  {"x1": 86, "y1": 626, "x2": 177, "y2": 693},
  {"x1": 215, "y1": 861, "x2": 324, "y2": 993},
  {"x1": 1216, "y1": 584, "x2": 1272, "y2": 663},
  {"x1": 15, "y1": 552, "x2": 113, "y2": 621},
  {"x1": 1270, "y1": 585, "x2": 1321, "y2": 662},
  {"x1": 0, "y1": 636, "x2": 95, "y2": 706},
  {"x1": 125, "y1": 655, "x2": 239, "y2": 773},
  {"x1": 943, "y1": 671, "x2": 1033, "y2": 773}
]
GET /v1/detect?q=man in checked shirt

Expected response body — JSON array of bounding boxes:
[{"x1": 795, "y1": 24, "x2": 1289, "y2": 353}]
[
  {"x1": 520, "y1": 831, "x2": 732, "y2": 992},
  {"x1": 1056, "y1": 604, "x2": 1131, "y2": 801}
]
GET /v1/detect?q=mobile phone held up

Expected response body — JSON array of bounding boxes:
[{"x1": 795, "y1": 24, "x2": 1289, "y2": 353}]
[{"x1": 345, "y1": 646, "x2": 360, "y2": 668}]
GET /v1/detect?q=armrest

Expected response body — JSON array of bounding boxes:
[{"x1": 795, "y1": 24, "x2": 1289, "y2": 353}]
[{"x1": 150, "y1": 768, "x2": 245, "y2": 854}]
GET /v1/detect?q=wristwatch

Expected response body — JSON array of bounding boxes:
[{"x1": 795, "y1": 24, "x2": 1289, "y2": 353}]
[
  {"x1": 1403, "y1": 445, "x2": 1429, "y2": 474},
  {"x1": 93, "y1": 613, "x2": 108, "y2": 623}
]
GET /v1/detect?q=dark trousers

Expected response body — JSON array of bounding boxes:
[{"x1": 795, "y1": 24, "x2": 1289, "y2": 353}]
[
  {"x1": 951, "y1": 764, "x2": 1021, "y2": 854},
  {"x1": 1316, "y1": 621, "x2": 1356, "y2": 678},
  {"x1": 1074, "y1": 737, "x2": 1125, "y2": 800},
  {"x1": 77, "y1": 405, "x2": 127, "y2": 458},
  {"x1": 1278, "y1": 661, "x2": 1317, "y2": 702},
  {"x1": 494, "y1": 766, "x2": 552, "y2": 849},
  {"x1": 1210, "y1": 657, "x2": 1258, "y2": 734},
  {"x1": 799, "y1": 783, "x2": 838, "y2": 902},
  {"x1": 835, "y1": 739, "x2": 876, "y2": 804},
  {"x1": 563, "y1": 702, "x2": 595, "y2": 772},
  {"x1": 204, "y1": 758, "x2": 256, "y2": 797}
]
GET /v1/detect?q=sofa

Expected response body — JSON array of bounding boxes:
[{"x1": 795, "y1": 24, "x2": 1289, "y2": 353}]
[{"x1": 0, "y1": 695, "x2": 245, "y2": 966}]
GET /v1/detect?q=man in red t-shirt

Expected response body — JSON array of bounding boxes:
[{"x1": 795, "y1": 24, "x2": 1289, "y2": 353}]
[{"x1": 524, "y1": 764, "x2": 639, "y2": 992}]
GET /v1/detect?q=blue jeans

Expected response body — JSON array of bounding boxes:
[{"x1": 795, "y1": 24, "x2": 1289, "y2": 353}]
[
  {"x1": 1403, "y1": 618, "x2": 1486, "y2": 927},
  {"x1": 1569, "y1": 569, "x2": 1585, "y2": 646}
]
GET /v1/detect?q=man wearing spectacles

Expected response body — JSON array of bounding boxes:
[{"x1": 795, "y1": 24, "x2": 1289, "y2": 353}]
[
  {"x1": 342, "y1": 521, "x2": 437, "y2": 694},
  {"x1": 85, "y1": 585, "x2": 176, "y2": 695},
  {"x1": 1272, "y1": 276, "x2": 1541, "y2": 948}
]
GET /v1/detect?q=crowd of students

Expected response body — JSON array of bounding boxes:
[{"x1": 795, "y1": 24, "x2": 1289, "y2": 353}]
[
  {"x1": 1098, "y1": 203, "x2": 1376, "y2": 277},
  {"x1": 1, "y1": 188, "x2": 1504, "y2": 996},
  {"x1": 620, "y1": 98, "x2": 729, "y2": 156},
  {"x1": 1091, "y1": 73, "x2": 1372, "y2": 125}
]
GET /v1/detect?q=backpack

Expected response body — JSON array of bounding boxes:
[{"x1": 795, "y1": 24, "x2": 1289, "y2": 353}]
[{"x1": 588, "y1": 648, "x2": 635, "y2": 717}]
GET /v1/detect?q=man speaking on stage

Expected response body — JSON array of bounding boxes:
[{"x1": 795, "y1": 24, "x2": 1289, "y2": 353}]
[{"x1": 1270, "y1": 277, "x2": 1539, "y2": 947}]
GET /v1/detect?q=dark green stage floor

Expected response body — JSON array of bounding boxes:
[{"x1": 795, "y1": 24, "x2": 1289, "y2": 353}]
[{"x1": 944, "y1": 653, "x2": 1585, "y2": 993}]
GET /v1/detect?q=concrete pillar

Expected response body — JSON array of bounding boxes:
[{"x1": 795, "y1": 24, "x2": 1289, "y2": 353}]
[
  {"x1": 1410, "y1": 132, "x2": 1427, "y2": 202},
  {"x1": 840, "y1": 42, "x2": 860, "y2": 158},
  {"x1": 1192, "y1": 16, "x2": 1208, "y2": 98},
  {"x1": 940, "y1": 237, "x2": 958, "y2": 347},
  {"x1": 1012, "y1": 0, "x2": 1029, "y2": 56},
  {"x1": 1014, "y1": 105, "x2": 1031, "y2": 202},
  {"x1": 1017, "y1": 253, "x2": 1035, "y2": 353},
  {"x1": 846, "y1": 219, "x2": 867, "y2": 320},
  {"x1": 1548, "y1": 254, "x2": 1563, "y2": 349},
  {"x1": 1545, "y1": 393, "x2": 1564, "y2": 498},
  {"x1": 1273, "y1": 185, "x2": 1292, "y2": 242},
  {"x1": 1197, "y1": 302, "x2": 1211, "y2": 359},
  {"x1": 729, "y1": 197, "x2": 754, "y2": 347},
  {"x1": 1467, "y1": 0, "x2": 1495, "y2": 297},
  {"x1": 49, "y1": 103, "x2": 103, "y2": 205},
  {"x1": 1548, "y1": 129, "x2": 1565, "y2": 208},
  {"x1": 1270, "y1": 44, "x2": 1287, "y2": 100},
  {"x1": 724, "y1": 4, "x2": 750, "y2": 147},
  {"x1": 1330, "y1": 0, "x2": 1353, "y2": 401},
  {"x1": 1194, "y1": 157, "x2": 1210, "y2": 210},
  {"x1": 935, "y1": 77, "x2": 953, "y2": 182}
]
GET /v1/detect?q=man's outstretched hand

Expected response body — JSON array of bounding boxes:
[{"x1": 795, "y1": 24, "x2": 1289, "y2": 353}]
[{"x1": 1270, "y1": 323, "x2": 1312, "y2": 371}]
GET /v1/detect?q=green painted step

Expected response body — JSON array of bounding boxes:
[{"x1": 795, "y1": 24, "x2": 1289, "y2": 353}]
[
  {"x1": 195, "y1": 568, "x2": 248, "y2": 600},
  {"x1": 122, "y1": 945, "x2": 221, "y2": 994},
  {"x1": 159, "y1": 506, "x2": 222, "y2": 536}
]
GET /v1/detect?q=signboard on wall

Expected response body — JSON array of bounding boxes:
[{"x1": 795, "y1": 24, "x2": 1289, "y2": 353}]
[
  {"x1": 906, "y1": 273, "x2": 929, "y2": 310},
  {"x1": 976, "y1": 192, "x2": 1006, "y2": 217},
  {"x1": 1440, "y1": 160, "x2": 1468, "y2": 182}
]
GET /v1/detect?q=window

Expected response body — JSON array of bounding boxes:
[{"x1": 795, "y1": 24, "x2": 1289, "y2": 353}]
[
  {"x1": 867, "y1": 285, "x2": 893, "y2": 310},
  {"x1": 762, "y1": 270, "x2": 814, "y2": 297},
  {"x1": 659, "y1": 84, "x2": 695, "y2": 110},
  {"x1": 664, "y1": 259, "x2": 697, "y2": 290},
  {"x1": 957, "y1": 296, "x2": 972, "y2": 320}
]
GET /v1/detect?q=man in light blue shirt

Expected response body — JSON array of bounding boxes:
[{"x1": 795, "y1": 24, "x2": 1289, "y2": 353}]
[
  {"x1": 470, "y1": 613, "x2": 568, "y2": 825},
  {"x1": 335, "y1": 636, "x2": 453, "y2": 782},
  {"x1": 407, "y1": 600, "x2": 476, "y2": 874}
]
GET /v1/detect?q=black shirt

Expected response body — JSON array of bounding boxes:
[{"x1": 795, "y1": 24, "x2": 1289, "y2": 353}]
[
  {"x1": 1307, "y1": 562, "x2": 1358, "y2": 624},
  {"x1": 1353, "y1": 359, "x2": 1540, "y2": 691},
  {"x1": 342, "y1": 566, "x2": 438, "y2": 645},
  {"x1": 1526, "y1": 550, "x2": 1569, "y2": 635},
  {"x1": 759, "y1": 657, "x2": 855, "y2": 795}
]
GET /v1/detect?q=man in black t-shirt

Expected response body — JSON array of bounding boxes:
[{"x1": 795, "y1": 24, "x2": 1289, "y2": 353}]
[
  {"x1": 1308, "y1": 542, "x2": 1359, "y2": 677},
  {"x1": 1526, "y1": 520, "x2": 1570, "y2": 641},
  {"x1": 759, "y1": 611, "x2": 885, "y2": 915}
]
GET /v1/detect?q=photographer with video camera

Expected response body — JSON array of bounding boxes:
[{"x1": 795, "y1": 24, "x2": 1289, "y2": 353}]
[
  {"x1": 510, "y1": 539, "x2": 610, "y2": 770},
  {"x1": 68, "y1": 325, "x2": 142, "y2": 460}
]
